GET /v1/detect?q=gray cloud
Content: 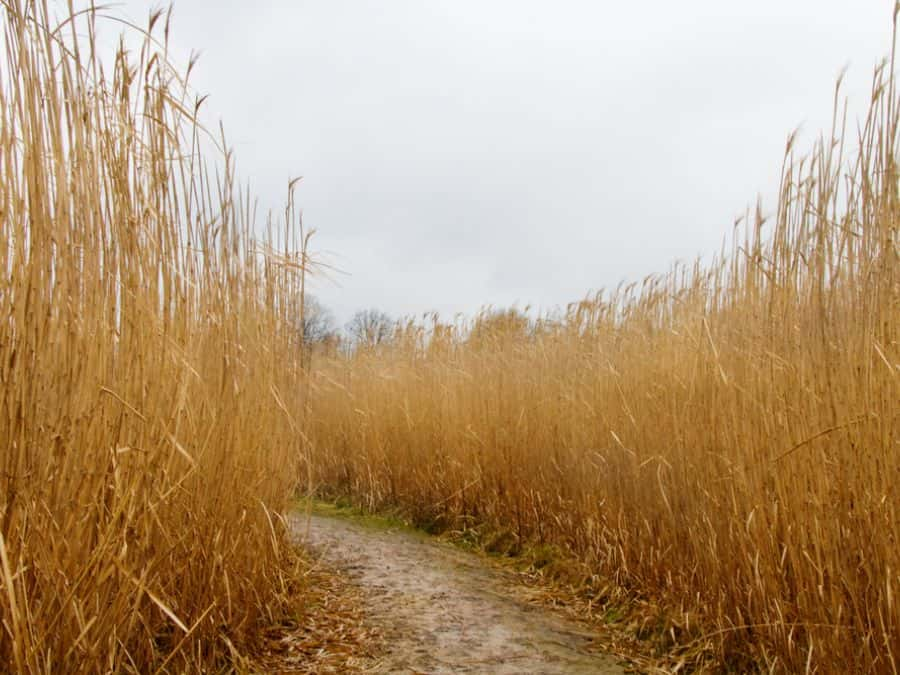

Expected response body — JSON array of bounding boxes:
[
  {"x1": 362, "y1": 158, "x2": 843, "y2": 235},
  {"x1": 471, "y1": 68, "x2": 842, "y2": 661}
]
[{"x1": 111, "y1": 0, "x2": 893, "y2": 322}]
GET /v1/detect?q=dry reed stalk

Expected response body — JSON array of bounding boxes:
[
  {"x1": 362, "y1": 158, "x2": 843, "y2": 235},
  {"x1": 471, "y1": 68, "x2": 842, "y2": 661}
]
[{"x1": 1, "y1": 2, "x2": 313, "y2": 671}]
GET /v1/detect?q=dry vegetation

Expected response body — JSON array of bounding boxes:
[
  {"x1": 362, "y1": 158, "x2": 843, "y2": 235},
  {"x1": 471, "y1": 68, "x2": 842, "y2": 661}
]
[
  {"x1": 0, "y1": 2, "x2": 320, "y2": 671},
  {"x1": 4, "y1": 0, "x2": 900, "y2": 671},
  {"x1": 303, "y1": 24, "x2": 900, "y2": 675}
]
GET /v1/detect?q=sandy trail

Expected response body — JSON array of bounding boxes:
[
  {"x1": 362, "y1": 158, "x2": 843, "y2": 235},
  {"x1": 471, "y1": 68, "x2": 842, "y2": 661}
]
[{"x1": 293, "y1": 512, "x2": 624, "y2": 674}]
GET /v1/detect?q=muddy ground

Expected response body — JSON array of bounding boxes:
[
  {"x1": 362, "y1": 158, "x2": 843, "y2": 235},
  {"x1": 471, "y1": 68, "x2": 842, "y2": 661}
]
[{"x1": 292, "y1": 511, "x2": 625, "y2": 674}]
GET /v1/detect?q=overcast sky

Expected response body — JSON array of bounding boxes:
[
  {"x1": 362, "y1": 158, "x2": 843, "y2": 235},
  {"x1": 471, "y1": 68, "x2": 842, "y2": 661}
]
[{"x1": 109, "y1": 1, "x2": 894, "y2": 325}]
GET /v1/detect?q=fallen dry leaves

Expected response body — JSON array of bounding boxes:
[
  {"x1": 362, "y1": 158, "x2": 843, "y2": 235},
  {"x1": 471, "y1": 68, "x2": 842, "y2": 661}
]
[{"x1": 247, "y1": 550, "x2": 384, "y2": 674}]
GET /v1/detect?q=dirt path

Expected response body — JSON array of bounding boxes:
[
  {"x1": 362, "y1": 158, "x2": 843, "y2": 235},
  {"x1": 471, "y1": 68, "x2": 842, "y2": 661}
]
[{"x1": 292, "y1": 512, "x2": 624, "y2": 674}]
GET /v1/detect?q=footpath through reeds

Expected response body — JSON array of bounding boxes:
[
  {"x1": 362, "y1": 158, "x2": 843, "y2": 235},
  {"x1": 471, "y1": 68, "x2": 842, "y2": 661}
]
[{"x1": 304, "y1": 19, "x2": 900, "y2": 673}]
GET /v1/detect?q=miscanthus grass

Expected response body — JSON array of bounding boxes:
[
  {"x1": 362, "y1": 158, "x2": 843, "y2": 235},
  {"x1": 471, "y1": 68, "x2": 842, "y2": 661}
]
[
  {"x1": 304, "y1": 16, "x2": 900, "y2": 673},
  {"x1": 1, "y1": 2, "x2": 313, "y2": 671}
]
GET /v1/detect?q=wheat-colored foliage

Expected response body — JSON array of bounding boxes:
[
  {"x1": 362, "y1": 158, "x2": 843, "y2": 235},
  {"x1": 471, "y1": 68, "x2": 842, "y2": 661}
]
[
  {"x1": 0, "y1": 2, "x2": 310, "y2": 671},
  {"x1": 304, "y1": 27, "x2": 900, "y2": 675}
]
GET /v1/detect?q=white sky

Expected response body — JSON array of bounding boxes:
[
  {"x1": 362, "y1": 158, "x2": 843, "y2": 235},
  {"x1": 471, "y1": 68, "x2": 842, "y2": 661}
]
[{"x1": 105, "y1": 1, "x2": 894, "y2": 324}]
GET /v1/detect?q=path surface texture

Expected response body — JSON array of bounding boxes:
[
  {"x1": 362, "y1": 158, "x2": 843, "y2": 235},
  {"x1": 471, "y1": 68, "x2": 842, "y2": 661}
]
[{"x1": 293, "y1": 512, "x2": 624, "y2": 674}]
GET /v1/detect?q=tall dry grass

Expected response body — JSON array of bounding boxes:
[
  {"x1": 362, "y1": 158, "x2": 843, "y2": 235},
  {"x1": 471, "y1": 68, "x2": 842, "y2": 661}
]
[
  {"x1": 1, "y1": 2, "x2": 311, "y2": 671},
  {"x1": 305, "y1": 24, "x2": 900, "y2": 674}
]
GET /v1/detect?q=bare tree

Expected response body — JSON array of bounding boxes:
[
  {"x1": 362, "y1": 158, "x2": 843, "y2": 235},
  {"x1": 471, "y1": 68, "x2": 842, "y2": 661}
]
[
  {"x1": 346, "y1": 309, "x2": 394, "y2": 349},
  {"x1": 301, "y1": 295, "x2": 337, "y2": 345}
]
